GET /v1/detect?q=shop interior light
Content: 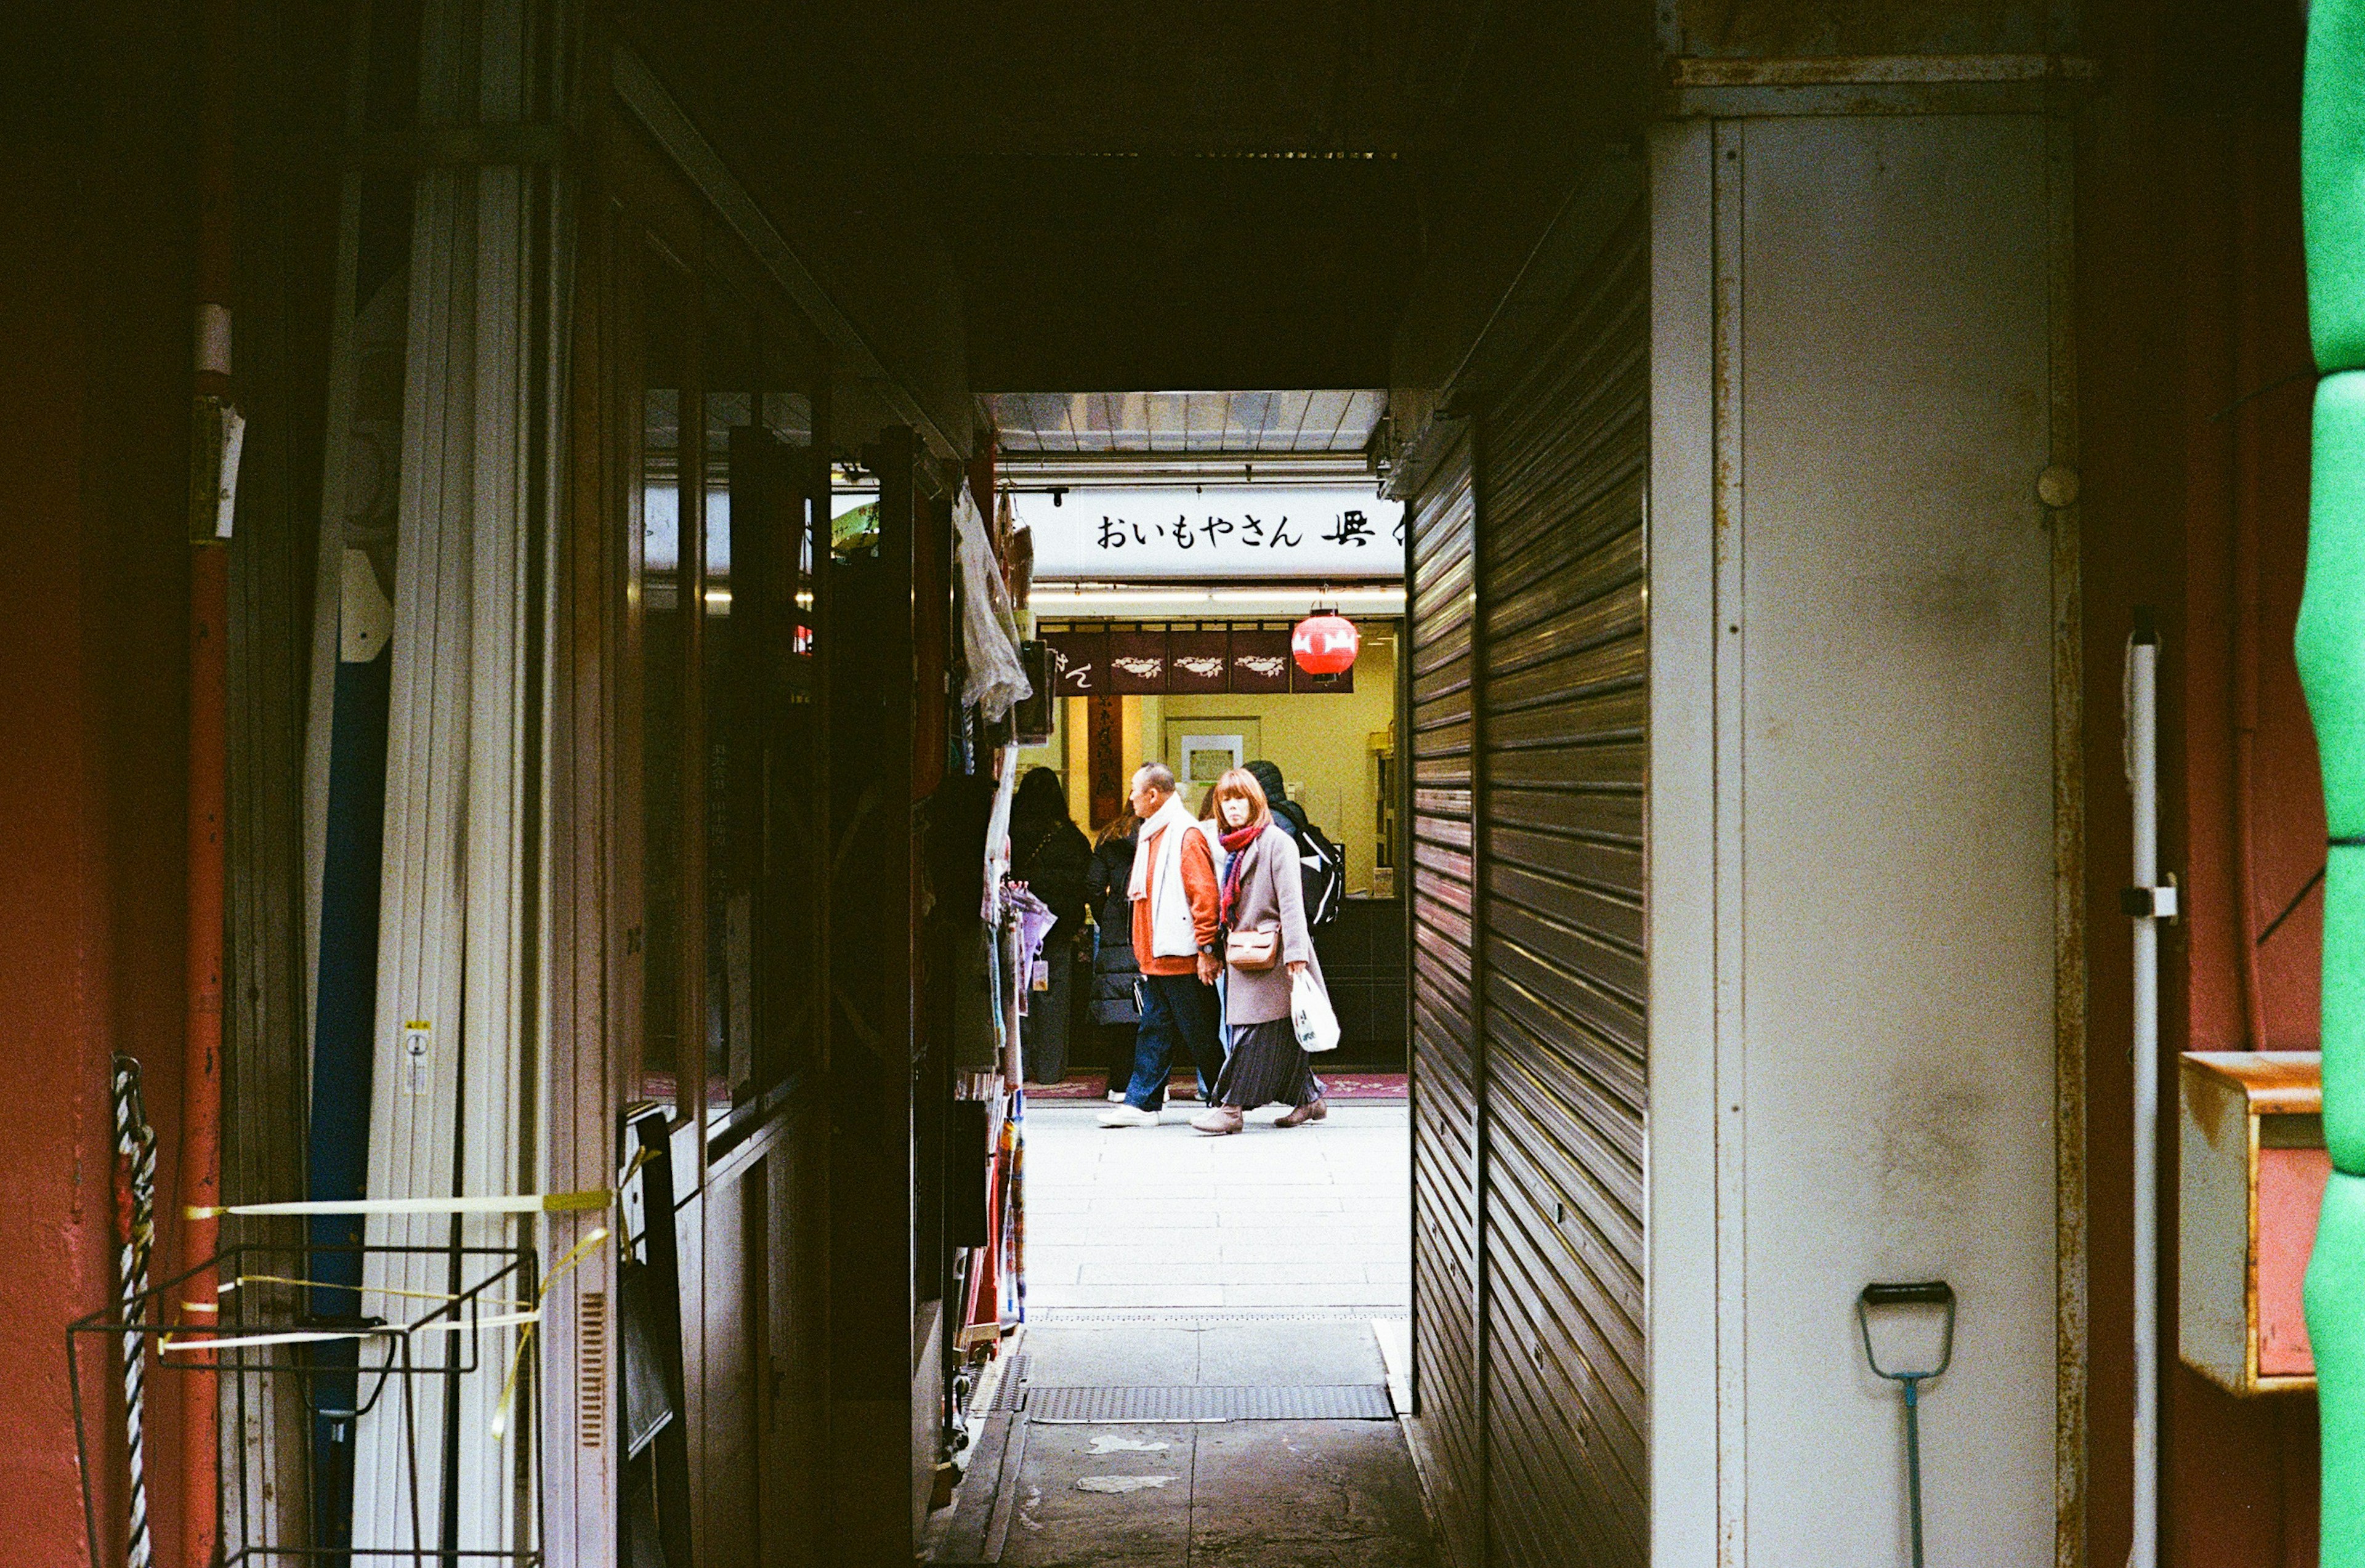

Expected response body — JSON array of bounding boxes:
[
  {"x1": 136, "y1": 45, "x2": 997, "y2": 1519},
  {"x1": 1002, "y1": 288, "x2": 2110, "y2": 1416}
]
[{"x1": 1036, "y1": 588, "x2": 1226, "y2": 604}]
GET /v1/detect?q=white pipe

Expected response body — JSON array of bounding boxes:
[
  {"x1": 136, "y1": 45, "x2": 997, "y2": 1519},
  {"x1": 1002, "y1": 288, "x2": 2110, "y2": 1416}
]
[{"x1": 2127, "y1": 616, "x2": 2161, "y2": 1568}]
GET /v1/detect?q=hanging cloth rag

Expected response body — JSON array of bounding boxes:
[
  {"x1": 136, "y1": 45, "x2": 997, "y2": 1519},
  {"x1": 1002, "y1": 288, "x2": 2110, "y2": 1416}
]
[
  {"x1": 982, "y1": 743, "x2": 1021, "y2": 923},
  {"x1": 954, "y1": 485, "x2": 1031, "y2": 722}
]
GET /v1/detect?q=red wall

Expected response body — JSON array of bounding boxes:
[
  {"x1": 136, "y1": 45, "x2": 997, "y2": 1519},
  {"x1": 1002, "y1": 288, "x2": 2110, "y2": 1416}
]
[
  {"x1": 2167, "y1": 114, "x2": 2324, "y2": 1568},
  {"x1": 2, "y1": 10, "x2": 201, "y2": 1565},
  {"x1": 2080, "y1": 2, "x2": 2321, "y2": 1562},
  {"x1": 2179, "y1": 127, "x2": 2327, "y2": 1059}
]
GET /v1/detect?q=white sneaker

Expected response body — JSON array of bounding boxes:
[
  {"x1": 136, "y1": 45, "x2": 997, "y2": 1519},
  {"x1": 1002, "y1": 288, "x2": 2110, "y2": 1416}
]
[
  {"x1": 1105, "y1": 1090, "x2": 1126, "y2": 1103},
  {"x1": 1097, "y1": 1104, "x2": 1161, "y2": 1128}
]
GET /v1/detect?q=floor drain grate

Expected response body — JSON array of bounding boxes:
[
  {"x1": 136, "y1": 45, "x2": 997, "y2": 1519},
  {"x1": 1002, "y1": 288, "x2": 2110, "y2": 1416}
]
[
  {"x1": 1024, "y1": 1384, "x2": 1394, "y2": 1423},
  {"x1": 988, "y1": 1353, "x2": 1029, "y2": 1413}
]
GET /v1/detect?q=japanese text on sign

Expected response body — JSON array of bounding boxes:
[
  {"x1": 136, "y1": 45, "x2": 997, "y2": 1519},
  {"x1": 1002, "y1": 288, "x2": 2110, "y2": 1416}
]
[{"x1": 1013, "y1": 487, "x2": 1407, "y2": 581}]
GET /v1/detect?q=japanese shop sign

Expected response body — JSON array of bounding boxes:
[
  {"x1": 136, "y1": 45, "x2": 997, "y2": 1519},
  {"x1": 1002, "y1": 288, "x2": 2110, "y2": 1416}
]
[{"x1": 1013, "y1": 487, "x2": 1405, "y2": 580}]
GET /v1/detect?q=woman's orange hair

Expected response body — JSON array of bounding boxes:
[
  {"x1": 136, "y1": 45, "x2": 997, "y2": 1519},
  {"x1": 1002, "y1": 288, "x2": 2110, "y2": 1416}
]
[{"x1": 1210, "y1": 767, "x2": 1271, "y2": 835}]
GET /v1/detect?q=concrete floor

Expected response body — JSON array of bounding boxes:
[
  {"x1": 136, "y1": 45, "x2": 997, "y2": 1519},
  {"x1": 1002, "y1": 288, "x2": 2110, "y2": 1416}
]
[
  {"x1": 976, "y1": 1105, "x2": 1432, "y2": 1565},
  {"x1": 1000, "y1": 1324, "x2": 1437, "y2": 1567}
]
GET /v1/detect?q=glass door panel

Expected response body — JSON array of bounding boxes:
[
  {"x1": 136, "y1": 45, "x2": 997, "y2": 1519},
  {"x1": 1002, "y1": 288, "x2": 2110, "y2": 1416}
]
[
  {"x1": 703, "y1": 284, "x2": 761, "y2": 1125},
  {"x1": 635, "y1": 243, "x2": 695, "y2": 1116}
]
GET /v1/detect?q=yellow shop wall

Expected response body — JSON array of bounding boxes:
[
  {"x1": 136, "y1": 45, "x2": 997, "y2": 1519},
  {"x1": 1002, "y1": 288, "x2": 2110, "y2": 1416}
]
[{"x1": 1007, "y1": 628, "x2": 1400, "y2": 895}]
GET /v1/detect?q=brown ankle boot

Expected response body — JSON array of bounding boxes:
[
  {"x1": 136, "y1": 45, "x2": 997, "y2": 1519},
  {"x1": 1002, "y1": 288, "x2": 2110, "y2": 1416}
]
[
  {"x1": 1190, "y1": 1105, "x2": 1245, "y2": 1136},
  {"x1": 1277, "y1": 1097, "x2": 1328, "y2": 1128}
]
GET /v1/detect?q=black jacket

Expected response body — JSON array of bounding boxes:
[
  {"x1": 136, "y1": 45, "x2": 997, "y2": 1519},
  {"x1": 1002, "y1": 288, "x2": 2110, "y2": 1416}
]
[
  {"x1": 1084, "y1": 833, "x2": 1142, "y2": 1025},
  {"x1": 1010, "y1": 814, "x2": 1093, "y2": 944},
  {"x1": 1086, "y1": 833, "x2": 1138, "y2": 932}
]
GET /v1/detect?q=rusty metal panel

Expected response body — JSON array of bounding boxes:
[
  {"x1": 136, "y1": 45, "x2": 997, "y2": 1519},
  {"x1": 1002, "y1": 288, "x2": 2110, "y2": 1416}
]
[{"x1": 1475, "y1": 206, "x2": 1650, "y2": 1568}]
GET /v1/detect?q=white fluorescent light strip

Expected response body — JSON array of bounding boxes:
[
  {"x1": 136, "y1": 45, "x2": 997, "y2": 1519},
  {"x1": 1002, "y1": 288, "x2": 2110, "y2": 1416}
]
[{"x1": 1034, "y1": 587, "x2": 1405, "y2": 607}]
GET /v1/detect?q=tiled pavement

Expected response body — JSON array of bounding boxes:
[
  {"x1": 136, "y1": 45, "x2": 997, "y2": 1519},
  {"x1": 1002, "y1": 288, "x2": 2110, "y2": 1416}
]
[{"x1": 1021, "y1": 1101, "x2": 1412, "y2": 1313}]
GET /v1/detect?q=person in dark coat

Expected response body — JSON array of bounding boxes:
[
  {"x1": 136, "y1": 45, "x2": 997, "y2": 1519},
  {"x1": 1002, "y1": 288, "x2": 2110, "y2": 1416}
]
[
  {"x1": 1246, "y1": 758, "x2": 1309, "y2": 844},
  {"x1": 1008, "y1": 768, "x2": 1092, "y2": 1082},
  {"x1": 1085, "y1": 812, "x2": 1147, "y2": 1101}
]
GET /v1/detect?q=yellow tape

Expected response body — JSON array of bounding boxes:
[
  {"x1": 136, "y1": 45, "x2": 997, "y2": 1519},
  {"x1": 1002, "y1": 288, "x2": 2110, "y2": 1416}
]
[
  {"x1": 490, "y1": 1225, "x2": 612, "y2": 1439},
  {"x1": 185, "y1": 1189, "x2": 612, "y2": 1221}
]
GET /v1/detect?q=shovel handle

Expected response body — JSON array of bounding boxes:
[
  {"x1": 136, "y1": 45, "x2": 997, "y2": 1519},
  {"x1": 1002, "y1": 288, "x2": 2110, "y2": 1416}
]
[
  {"x1": 1858, "y1": 1280, "x2": 1957, "y2": 1383},
  {"x1": 1862, "y1": 1280, "x2": 1954, "y2": 1307}
]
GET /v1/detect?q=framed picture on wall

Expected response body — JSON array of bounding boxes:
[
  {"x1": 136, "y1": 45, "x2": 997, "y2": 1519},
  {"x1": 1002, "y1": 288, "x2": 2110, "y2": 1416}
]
[{"x1": 1165, "y1": 721, "x2": 1259, "y2": 796}]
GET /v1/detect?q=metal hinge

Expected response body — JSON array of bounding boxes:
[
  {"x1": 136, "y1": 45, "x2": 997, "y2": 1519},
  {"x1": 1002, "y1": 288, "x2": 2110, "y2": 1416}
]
[{"x1": 2120, "y1": 874, "x2": 2180, "y2": 922}]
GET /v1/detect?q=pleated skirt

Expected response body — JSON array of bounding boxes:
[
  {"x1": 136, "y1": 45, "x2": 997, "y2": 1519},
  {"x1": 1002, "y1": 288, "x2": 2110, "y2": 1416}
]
[{"x1": 1213, "y1": 1016, "x2": 1324, "y2": 1110}]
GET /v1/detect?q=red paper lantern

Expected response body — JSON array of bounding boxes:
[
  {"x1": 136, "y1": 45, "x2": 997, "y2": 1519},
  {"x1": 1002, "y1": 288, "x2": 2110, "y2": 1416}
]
[{"x1": 1292, "y1": 608, "x2": 1360, "y2": 676}]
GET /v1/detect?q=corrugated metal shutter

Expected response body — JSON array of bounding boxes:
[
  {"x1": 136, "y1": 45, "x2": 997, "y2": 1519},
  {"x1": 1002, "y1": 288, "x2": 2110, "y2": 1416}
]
[
  {"x1": 1477, "y1": 211, "x2": 1649, "y2": 1567},
  {"x1": 1405, "y1": 203, "x2": 1647, "y2": 1568},
  {"x1": 1408, "y1": 426, "x2": 1484, "y2": 1568}
]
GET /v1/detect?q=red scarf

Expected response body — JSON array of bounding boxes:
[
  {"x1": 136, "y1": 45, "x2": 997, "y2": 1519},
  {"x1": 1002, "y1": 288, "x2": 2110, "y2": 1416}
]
[{"x1": 1218, "y1": 821, "x2": 1262, "y2": 924}]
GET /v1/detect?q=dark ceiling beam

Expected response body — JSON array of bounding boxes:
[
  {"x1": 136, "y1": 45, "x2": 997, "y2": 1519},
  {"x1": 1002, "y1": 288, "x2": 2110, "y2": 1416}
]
[
  {"x1": 736, "y1": 0, "x2": 1480, "y2": 158},
  {"x1": 927, "y1": 153, "x2": 1415, "y2": 230},
  {"x1": 937, "y1": 148, "x2": 1418, "y2": 392},
  {"x1": 618, "y1": 0, "x2": 1616, "y2": 402}
]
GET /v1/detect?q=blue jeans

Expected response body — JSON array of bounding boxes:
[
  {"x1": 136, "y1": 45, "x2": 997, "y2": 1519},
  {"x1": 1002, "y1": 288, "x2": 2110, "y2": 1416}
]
[{"x1": 1127, "y1": 972, "x2": 1224, "y2": 1112}]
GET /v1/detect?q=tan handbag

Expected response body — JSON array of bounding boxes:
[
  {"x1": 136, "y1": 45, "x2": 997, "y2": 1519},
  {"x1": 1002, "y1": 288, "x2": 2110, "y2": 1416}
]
[{"x1": 1224, "y1": 927, "x2": 1280, "y2": 971}]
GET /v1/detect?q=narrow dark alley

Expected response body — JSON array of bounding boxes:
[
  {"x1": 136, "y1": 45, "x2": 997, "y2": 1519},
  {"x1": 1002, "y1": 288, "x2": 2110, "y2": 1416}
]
[{"x1": 12, "y1": 4, "x2": 2357, "y2": 1568}]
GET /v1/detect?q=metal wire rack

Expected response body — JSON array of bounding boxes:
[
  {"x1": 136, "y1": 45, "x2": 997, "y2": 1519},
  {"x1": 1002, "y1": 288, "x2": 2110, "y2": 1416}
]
[{"x1": 70, "y1": 1241, "x2": 543, "y2": 1567}]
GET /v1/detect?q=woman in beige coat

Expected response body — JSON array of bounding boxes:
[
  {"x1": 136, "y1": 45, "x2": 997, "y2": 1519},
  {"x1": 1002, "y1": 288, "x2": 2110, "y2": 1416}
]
[{"x1": 1191, "y1": 768, "x2": 1330, "y2": 1136}]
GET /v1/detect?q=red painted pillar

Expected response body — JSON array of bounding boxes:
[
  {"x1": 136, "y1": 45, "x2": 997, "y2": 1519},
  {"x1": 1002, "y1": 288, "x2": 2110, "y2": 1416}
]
[{"x1": 178, "y1": 0, "x2": 235, "y2": 1559}]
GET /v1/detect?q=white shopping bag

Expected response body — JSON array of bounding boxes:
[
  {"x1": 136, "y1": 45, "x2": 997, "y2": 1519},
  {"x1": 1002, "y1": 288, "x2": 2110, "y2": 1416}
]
[{"x1": 1291, "y1": 969, "x2": 1341, "y2": 1054}]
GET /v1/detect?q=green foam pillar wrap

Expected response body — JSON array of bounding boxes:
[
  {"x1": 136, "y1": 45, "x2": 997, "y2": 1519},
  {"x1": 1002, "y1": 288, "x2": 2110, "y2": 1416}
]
[
  {"x1": 2303, "y1": 374, "x2": 2365, "y2": 1169},
  {"x1": 2307, "y1": 1, "x2": 2365, "y2": 374},
  {"x1": 2303, "y1": 4, "x2": 2365, "y2": 1561}
]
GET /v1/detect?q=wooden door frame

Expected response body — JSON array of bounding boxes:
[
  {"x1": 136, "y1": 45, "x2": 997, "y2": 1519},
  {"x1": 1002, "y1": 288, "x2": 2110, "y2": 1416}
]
[{"x1": 544, "y1": 80, "x2": 841, "y2": 1567}]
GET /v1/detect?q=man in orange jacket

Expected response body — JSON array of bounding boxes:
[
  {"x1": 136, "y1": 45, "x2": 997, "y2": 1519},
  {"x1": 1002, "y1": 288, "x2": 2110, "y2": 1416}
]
[{"x1": 1099, "y1": 761, "x2": 1224, "y2": 1126}]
